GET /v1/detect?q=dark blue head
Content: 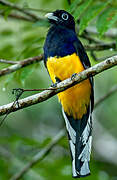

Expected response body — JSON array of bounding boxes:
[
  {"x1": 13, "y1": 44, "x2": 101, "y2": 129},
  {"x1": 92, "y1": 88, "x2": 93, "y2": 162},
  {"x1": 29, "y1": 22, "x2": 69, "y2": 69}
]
[
  {"x1": 44, "y1": 10, "x2": 78, "y2": 61},
  {"x1": 45, "y1": 10, "x2": 75, "y2": 31}
]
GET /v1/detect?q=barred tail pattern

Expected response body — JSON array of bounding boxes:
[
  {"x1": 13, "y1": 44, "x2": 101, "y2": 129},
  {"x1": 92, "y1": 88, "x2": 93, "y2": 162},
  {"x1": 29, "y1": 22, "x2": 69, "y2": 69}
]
[{"x1": 62, "y1": 106, "x2": 92, "y2": 178}]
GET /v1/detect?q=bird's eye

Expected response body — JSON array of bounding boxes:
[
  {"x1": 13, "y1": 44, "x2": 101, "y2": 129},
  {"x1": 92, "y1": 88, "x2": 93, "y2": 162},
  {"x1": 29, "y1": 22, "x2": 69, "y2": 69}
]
[{"x1": 61, "y1": 13, "x2": 69, "y2": 20}]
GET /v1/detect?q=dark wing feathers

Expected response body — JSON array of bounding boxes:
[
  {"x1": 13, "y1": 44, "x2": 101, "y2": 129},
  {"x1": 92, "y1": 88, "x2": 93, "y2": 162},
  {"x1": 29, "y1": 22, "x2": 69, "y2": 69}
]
[
  {"x1": 63, "y1": 39, "x2": 94, "y2": 177},
  {"x1": 73, "y1": 40, "x2": 94, "y2": 111}
]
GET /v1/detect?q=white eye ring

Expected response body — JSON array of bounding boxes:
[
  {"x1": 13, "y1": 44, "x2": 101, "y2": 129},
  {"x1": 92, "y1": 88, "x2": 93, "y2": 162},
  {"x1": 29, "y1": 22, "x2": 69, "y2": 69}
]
[{"x1": 61, "y1": 13, "x2": 69, "y2": 20}]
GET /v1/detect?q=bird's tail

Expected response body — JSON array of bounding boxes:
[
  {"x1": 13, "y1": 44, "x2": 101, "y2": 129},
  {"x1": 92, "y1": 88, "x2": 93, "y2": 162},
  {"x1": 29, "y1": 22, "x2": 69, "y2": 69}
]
[{"x1": 62, "y1": 108, "x2": 92, "y2": 178}]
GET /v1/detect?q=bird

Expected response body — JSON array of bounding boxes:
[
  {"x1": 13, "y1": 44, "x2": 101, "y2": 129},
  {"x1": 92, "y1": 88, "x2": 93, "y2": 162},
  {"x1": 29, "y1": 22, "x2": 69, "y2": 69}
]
[{"x1": 43, "y1": 10, "x2": 94, "y2": 178}]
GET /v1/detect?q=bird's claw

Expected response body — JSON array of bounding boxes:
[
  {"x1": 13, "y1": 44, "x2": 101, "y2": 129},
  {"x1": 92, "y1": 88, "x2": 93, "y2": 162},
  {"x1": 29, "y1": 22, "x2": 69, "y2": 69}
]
[
  {"x1": 71, "y1": 73, "x2": 77, "y2": 80},
  {"x1": 51, "y1": 82, "x2": 58, "y2": 88}
]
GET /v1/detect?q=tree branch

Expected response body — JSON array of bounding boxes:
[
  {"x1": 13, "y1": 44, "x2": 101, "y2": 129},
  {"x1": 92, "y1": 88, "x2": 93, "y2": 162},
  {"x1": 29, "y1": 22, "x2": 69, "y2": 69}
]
[
  {"x1": 85, "y1": 42, "x2": 116, "y2": 51},
  {"x1": 0, "y1": 41, "x2": 116, "y2": 77},
  {"x1": 90, "y1": 53, "x2": 117, "y2": 62},
  {"x1": 95, "y1": 84, "x2": 117, "y2": 108},
  {"x1": 0, "y1": 0, "x2": 42, "y2": 21},
  {"x1": 9, "y1": 84, "x2": 117, "y2": 180},
  {"x1": 10, "y1": 129, "x2": 65, "y2": 180},
  {"x1": 0, "y1": 55, "x2": 117, "y2": 116},
  {"x1": 0, "y1": 4, "x2": 116, "y2": 54},
  {"x1": 0, "y1": 146, "x2": 43, "y2": 179},
  {"x1": 23, "y1": 7, "x2": 50, "y2": 13},
  {"x1": 86, "y1": 26, "x2": 117, "y2": 38},
  {"x1": 81, "y1": 33, "x2": 103, "y2": 44},
  {"x1": 0, "y1": 11, "x2": 35, "y2": 22},
  {"x1": 94, "y1": 119, "x2": 117, "y2": 166},
  {"x1": 0, "y1": 59, "x2": 18, "y2": 64},
  {"x1": 0, "y1": 54, "x2": 43, "y2": 77},
  {"x1": 0, "y1": 1, "x2": 117, "y2": 40}
]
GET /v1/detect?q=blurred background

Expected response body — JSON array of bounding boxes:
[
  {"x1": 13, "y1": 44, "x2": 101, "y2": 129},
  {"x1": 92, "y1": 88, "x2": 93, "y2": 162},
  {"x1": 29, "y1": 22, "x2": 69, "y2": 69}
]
[{"x1": 0, "y1": 0, "x2": 117, "y2": 179}]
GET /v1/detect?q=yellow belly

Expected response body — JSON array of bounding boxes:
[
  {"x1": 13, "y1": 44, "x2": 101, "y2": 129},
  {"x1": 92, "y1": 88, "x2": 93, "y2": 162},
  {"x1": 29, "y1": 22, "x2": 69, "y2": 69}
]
[{"x1": 47, "y1": 53, "x2": 91, "y2": 119}]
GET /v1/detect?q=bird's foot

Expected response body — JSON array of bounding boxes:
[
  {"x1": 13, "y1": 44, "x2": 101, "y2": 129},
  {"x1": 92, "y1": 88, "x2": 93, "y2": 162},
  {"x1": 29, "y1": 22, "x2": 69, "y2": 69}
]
[
  {"x1": 71, "y1": 73, "x2": 77, "y2": 80},
  {"x1": 51, "y1": 82, "x2": 58, "y2": 88},
  {"x1": 51, "y1": 77, "x2": 61, "y2": 88}
]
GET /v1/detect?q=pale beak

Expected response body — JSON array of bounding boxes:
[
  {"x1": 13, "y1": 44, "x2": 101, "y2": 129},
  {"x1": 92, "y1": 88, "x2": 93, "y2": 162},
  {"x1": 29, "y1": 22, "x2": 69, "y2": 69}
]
[{"x1": 45, "y1": 13, "x2": 58, "y2": 21}]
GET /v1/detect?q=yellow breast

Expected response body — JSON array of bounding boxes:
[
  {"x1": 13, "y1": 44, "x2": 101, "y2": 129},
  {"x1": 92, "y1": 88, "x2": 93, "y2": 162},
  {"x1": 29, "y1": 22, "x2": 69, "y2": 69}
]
[{"x1": 47, "y1": 53, "x2": 91, "y2": 120}]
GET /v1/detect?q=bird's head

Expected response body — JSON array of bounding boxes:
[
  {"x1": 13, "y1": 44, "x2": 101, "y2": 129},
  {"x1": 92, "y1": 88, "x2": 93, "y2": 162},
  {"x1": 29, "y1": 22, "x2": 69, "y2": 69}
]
[{"x1": 45, "y1": 10, "x2": 75, "y2": 30}]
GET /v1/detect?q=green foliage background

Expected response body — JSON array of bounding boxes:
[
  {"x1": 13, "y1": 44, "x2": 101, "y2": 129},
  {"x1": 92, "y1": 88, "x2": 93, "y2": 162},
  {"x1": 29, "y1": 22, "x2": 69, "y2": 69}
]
[{"x1": 0, "y1": 0, "x2": 117, "y2": 180}]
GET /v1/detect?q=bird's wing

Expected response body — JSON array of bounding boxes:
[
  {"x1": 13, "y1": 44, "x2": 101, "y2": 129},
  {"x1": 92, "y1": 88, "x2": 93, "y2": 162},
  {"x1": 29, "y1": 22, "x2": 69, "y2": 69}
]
[
  {"x1": 62, "y1": 39, "x2": 94, "y2": 177},
  {"x1": 73, "y1": 40, "x2": 94, "y2": 112}
]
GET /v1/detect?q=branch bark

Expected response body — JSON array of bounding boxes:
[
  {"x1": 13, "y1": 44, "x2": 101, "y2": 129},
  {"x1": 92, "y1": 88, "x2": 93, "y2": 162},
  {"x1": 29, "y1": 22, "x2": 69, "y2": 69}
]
[
  {"x1": 86, "y1": 26, "x2": 117, "y2": 38},
  {"x1": 0, "y1": 146, "x2": 43, "y2": 179},
  {"x1": 0, "y1": 11, "x2": 34, "y2": 22},
  {"x1": 0, "y1": 0, "x2": 42, "y2": 21},
  {"x1": 9, "y1": 84, "x2": 117, "y2": 180},
  {"x1": 0, "y1": 54, "x2": 43, "y2": 77},
  {"x1": 0, "y1": 41, "x2": 116, "y2": 77},
  {"x1": 0, "y1": 1, "x2": 117, "y2": 40},
  {"x1": 94, "y1": 119, "x2": 117, "y2": 166},
  {"x1": 10, "y1": 129, "x2": 65, "y2": 180},
  {"x1": 85, "y1": 42, "x2": 116, "y2": 51},
  {"x1": 0, "y1": 59, "x2": 18, "y2": 64},
  {"x1": 95, "y1": 84, "x2": 117, "y2": 108},
  {"x1": 0, "y1": 55, "x2": 117, "y2": 116}
]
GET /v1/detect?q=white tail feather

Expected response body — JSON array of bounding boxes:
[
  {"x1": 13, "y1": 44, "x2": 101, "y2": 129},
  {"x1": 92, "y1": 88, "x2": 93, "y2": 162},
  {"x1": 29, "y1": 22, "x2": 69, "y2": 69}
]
[{"x1": 62, "y1": 108, "x2": 92, "y2": 177}]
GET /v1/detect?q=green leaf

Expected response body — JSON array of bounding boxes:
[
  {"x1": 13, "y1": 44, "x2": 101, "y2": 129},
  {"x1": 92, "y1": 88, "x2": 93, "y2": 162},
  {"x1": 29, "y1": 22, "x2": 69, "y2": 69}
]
[
  {"x1": 23, "y1": 1, "x2": 29, "y2": 8},
  {"x1": 69, "y1": 0, "x2": 82, "y2": 13},
  {"x1": 4, "y1": 9, "x2": 11, "y2": 20},
  {"x1": 79, "y1": 0, "x2": 112, "y2": 35},
  {"x1": 73, "y1": 0, "x2": 93, "y2": 21},
  {"x1": 4, "y1": 72, "x2": 15, "y2": 88},
  {"x1": 20, "y1": 64, "x2": 36, "y2": 86},
  {"x1": 96, "y1": 7, "x2": 117, "y2": 37},
  {"x1": 0, "y1": 5, "x2": 12, "y2": 20},
  {"x1": 3, "y1": 7, "x2": 12, "y2": 20}
]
